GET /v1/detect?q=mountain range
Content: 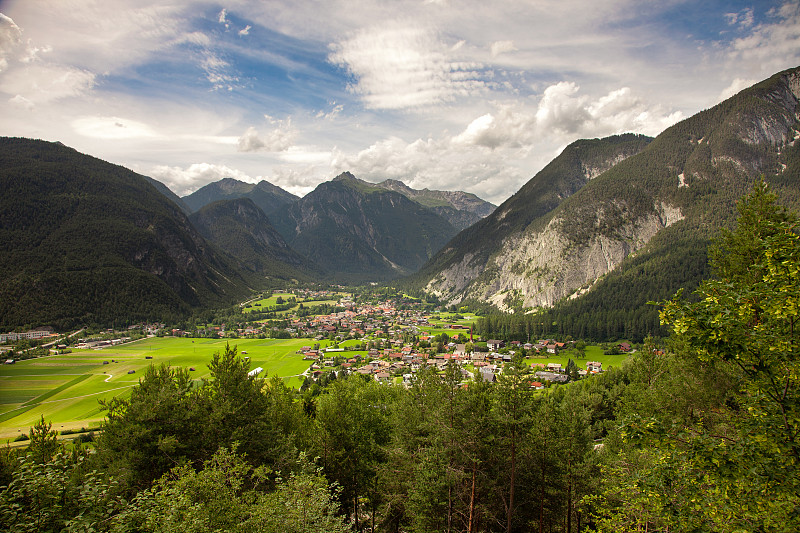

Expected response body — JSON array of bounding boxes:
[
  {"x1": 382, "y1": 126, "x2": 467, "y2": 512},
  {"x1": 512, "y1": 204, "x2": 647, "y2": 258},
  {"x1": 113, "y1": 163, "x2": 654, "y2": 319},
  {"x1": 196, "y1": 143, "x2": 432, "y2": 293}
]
[
  {"x1": 1, "y1": 66, "x2": 798, "y2": 336},
  {"x1": 269, "y1": 172, "x2": 464, "y2": 282},
  {"x1": 182, "y1": 177, "x2": 299, "y2": 216}
]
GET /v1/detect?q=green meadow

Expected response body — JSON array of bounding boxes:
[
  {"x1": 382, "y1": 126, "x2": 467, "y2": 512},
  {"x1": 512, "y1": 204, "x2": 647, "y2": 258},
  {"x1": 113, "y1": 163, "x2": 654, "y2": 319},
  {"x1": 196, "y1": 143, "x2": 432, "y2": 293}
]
[{"x1": 0, "y1": 336, "x2": 314, "y2": 442}]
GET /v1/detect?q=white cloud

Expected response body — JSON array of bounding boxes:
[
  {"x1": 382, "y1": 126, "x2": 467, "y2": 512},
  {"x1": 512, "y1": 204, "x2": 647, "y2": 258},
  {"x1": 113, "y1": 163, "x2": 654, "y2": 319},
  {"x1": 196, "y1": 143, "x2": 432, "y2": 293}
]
[
  {"x1": 237, "y1": 123, "x2": 295, "y2": 152},
  {"x1": 490, "y1": 40, "x2": 516, "y2": 57},
  {"x1": 718, "y1": 77, "x2": 758, "y2": 101},
  {"x1": 0, "y1": 63, "x2": 95, "y2": 104},
  {"x1": 0, "y1": 13, "x2": 23, "y2": 72},
  {"x1": 0, "y1": 13, "x2": 95, "y2": 104},
  {"x1": 238, "y1": 25, "x2": 251, "y2": 36},
  {"x1": 72, "y1": 116, "x2": 159, "y2": 139},
  {"x1": 726, "y1": 2, "x2": 800, "y2": 77},
  {"x1": 149, "y1": 163, "x2": 256, "y2": 197},
  {"x1": 725, "y1": 8, "x2": 755, "y2": 28},
  {"x1": 328, "y1": 23, "x2": 487, "y2": 109},
  {"x1": 315, "y1": 101, "x2": 344, "y2": 120},
  {"x1": 453, "y1": 82, "x2": 682, "y2": 151}
]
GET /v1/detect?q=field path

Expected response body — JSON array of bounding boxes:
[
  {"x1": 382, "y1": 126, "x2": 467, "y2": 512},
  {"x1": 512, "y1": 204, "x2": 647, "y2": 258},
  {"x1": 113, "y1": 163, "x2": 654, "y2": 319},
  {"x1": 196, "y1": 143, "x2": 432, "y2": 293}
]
[
  {"x1": 104, "y1": 374, "x2": 113, "y2": 382},
  {"x1": 38, "y1": 384, "x2": 136, "y2": 404}
]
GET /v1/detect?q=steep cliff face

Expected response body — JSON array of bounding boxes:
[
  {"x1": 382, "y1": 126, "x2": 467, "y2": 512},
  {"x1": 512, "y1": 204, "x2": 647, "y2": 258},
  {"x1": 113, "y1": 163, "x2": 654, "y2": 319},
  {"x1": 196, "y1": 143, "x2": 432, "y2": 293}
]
[
  {"x1": 416, "y1": 67, "x2": 800, "y2": 312},
  {"x1": 428, "y1": 202, "x2": 684, "y2": 310}
]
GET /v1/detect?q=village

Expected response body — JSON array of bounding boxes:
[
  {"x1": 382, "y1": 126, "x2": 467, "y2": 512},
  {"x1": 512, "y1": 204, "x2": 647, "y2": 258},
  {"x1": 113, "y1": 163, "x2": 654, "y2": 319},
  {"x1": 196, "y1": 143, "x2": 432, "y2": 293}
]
[{"x1": 200, "y1": 290, "x2": 634, "y2": 390}]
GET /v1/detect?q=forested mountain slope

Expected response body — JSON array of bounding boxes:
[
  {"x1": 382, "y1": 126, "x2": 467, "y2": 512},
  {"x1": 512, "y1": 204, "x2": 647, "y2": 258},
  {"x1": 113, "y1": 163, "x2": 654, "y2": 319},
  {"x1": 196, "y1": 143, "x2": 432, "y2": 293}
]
[
  {"x1": 412, "y1": 67, "x2": 800, "y2": 336},
  {"x1": 0, "y1": 138, "x2": 253, "y2": 329},
  {"x1": 271, "y1": 172, "x2": 459, "y2": 282},
  {"x1": 189, "y1": 197, "x2": 319, "y2": 281}
]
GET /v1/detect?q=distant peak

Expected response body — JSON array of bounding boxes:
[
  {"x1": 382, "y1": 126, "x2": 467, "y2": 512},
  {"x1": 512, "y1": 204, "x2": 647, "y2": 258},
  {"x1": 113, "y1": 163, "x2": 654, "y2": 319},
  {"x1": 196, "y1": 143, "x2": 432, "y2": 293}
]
[
  {"x1": 378, "y1": 178, "x2": 412, "y2": 190},
  {"x1": 333, "y1": 171, "x2": 357, "y2": 181}
]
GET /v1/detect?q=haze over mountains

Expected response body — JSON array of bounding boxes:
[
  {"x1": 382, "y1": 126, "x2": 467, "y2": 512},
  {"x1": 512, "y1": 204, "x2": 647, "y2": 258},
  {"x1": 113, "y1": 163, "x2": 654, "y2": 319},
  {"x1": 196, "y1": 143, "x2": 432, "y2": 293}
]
[{"x1": 1, "y1": 67, "x2": 798, "y2": 334}]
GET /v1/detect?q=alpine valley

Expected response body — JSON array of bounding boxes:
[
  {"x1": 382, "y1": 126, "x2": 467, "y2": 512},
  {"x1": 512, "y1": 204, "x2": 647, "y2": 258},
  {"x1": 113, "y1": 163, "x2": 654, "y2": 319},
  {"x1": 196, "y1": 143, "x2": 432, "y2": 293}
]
[{"x1": 1, "y1": 67, "x2": 799, "y2": 339}]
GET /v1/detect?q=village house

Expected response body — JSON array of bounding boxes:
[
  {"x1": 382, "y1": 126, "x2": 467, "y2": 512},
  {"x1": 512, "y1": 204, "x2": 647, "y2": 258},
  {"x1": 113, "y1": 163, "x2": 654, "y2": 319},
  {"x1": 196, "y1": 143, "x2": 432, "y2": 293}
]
[
  {"x1": 586, "y1": 361, "x2": 602, "y2": 373},
  {"x1": 487, "y1": 339, "x2": 505, "y2": 351}
]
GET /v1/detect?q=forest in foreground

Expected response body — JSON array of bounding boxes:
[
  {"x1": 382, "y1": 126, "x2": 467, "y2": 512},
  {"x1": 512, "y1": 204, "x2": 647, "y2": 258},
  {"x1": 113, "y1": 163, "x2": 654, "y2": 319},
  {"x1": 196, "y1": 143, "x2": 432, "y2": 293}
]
[{"x1": 1, "y1": 182, "x2": 798, "y2": 532}]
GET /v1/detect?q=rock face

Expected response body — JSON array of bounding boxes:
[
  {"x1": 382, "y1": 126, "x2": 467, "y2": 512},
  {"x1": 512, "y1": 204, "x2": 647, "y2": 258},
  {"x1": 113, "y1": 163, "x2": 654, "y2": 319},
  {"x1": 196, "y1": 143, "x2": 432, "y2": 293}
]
[
  {"x1": 428, "y1": 203, "x2": 683, "y2": 311},
  {"x1": 270, "y1": 173, "x2": 458, "y2": 282},
  {"x1": 416, "y1": 67, "x2": 800, "y2": 312}
]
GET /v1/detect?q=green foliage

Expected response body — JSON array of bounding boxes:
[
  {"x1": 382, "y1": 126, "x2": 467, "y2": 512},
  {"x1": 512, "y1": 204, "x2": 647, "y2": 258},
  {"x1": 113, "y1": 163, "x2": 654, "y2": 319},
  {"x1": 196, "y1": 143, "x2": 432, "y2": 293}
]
[
  {"x1": 111, "y1": 447, "x2": 347, "y2": 533},
  {"x1": 591, "y1": 182, "x2": 800, "y2": 532},
  {"x1": 0, "y1": 450, "x2": 122, "y2": 533},
  {"x1": 27, "y1": 415, "x2": 61, "y2": 464}
]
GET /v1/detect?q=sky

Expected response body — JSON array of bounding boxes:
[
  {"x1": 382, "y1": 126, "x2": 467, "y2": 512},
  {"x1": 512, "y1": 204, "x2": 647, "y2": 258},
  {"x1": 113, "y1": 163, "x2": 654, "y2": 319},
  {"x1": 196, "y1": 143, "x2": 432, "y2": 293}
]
[{"x1": 1, "y1": 1, "x2": 799, "y2": 205}]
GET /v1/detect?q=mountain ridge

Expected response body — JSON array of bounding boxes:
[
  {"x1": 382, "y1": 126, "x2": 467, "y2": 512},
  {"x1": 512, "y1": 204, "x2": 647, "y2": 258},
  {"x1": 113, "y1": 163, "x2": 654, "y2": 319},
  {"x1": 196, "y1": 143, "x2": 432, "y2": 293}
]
[
  {"x1": 0, "y1": 137, "x2": 255, "y2": 329},
  {"x1": 271, "y1": 173, "x2": 460, "y2": 283},
  {"x1": 408, "y1": 67, "x2": 800, "y2": 330},
  {"x1": 182, "y1": 177, "x2": 298, "y2": 215}
]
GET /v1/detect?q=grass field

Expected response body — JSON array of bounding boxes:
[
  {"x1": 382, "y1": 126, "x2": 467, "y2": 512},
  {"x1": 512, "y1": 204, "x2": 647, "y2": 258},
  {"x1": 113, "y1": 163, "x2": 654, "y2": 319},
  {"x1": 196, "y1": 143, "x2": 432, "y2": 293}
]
[
  {"x1": 0, "y1": 332, "x2": 632, "y2": 443},
  {"x1": 0, "y1": 336, "x2": 315, "y2": 441}
]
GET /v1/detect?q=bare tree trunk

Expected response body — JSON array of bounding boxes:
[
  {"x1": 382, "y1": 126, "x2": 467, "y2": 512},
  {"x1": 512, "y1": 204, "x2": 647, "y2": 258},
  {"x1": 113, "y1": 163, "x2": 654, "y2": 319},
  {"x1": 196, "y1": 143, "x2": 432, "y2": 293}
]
[
  {"x1": 507, "y1": 437, "x2": 516, "y2": 533},
  {"x1": 469, "y1": 463, "x2": 477, "y2": 533},
  {"x1": 567, "y1": 476, "x2": 572, "y2": 533}
]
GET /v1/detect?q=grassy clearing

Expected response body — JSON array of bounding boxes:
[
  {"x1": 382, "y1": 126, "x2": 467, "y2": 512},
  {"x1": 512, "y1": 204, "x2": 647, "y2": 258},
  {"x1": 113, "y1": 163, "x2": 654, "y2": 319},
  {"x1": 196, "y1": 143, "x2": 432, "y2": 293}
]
[{"x1": 0, "y1": 336, "x2": 316, "y2": 441}]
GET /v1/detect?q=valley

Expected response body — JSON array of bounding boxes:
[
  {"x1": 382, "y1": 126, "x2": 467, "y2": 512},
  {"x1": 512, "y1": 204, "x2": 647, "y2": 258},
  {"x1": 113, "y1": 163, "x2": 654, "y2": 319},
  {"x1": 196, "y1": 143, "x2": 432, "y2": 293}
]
[{"x1": 0, "y1": 63, "x2": 798, "y2": 532}]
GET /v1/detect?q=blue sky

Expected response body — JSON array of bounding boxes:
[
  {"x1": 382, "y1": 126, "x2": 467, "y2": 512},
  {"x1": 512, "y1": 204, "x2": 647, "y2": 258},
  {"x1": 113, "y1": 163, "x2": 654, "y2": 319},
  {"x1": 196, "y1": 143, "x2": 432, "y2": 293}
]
[{"x1": 1, "y1": 0, "x2": 799, "y2": 204}]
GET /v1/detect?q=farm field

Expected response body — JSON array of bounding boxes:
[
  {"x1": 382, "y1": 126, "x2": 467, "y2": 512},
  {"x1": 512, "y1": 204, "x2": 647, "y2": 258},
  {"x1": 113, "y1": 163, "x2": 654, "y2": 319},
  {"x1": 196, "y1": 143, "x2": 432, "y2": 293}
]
[
  {"x1": 523, "y1": 345, "x2": 631, "y2": 370},
  {"x1": 0, "y1": 336, "x2": 314, "y2": 442}
]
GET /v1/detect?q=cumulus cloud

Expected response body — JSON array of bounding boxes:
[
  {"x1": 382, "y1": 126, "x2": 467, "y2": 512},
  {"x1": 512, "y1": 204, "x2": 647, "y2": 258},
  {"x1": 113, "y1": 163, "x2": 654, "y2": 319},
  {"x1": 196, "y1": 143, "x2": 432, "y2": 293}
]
[
  {"x1": 238, "y1": 25, "x2": 251, "y2": 36},
  {"x1": 453, "y1": 82, "x2": 682, "y2": 151},
  {"x1": 330, "y1": 134, "x2": 528, "y2": 202},
  {"x1": 490, "y1": 40, "x2": 517, "y2": 57},
  {"x1": 328, "y1": 23, "x2": 487, "y2": 109},
  {"x1": 726, "y1": 2, "x2": 800, "y2": 77},
  {"x1": 149, "y1": 163, "x2": 256, "y2": 197},
  {"x1": 237, "y1": 123, "x2": 295, "y2": 152},
  {"x1": 326, "y1": 81, "x2": 684, "y2": 203},
  {"x1": 718, "y1": 77, "x2": 758, "y2": 101}
]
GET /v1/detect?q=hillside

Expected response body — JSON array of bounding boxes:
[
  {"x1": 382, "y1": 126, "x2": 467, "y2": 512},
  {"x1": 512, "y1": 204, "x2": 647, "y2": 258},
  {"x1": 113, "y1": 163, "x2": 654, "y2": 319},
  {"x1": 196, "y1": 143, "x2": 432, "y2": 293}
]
[
  {"x1": 182, "y1": 177, "x2": 298, "y2": 215},
  {"x1": 271, "y1": 172, "x2": 459, "y2": 282},
  {"x1": 409, "y1": 67, "x2": 800, "y2": 339},
  {"x1": 0, "y1": 138, "x2": 253, "y2": 329},
  {"x1": 189, "y1": 198, "x2": 319, "y2": 281}
]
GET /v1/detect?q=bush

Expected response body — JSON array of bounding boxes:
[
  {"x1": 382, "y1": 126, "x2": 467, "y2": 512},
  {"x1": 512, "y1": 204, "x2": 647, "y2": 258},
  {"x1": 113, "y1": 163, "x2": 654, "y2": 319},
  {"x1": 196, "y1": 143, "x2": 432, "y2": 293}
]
[
  {"x1": 13, "y1": 434, "x2": 29, "y2": 442},
  {"x1": 75, "y1": 432, "x2": 95, "y2": 443}
]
